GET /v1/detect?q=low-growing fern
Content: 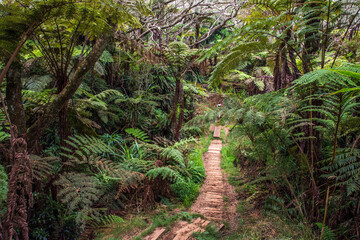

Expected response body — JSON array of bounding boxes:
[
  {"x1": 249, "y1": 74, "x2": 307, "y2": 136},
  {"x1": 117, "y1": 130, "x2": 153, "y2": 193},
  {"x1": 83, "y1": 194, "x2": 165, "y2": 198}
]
[
  {"x1": 125, "y1": 128, "x2": 150, "y2": 142},
  {"x1": 30, "y1": 155, "x2": 60, "y2": 181},
  {"x1": 61, "y1": 135, "x2": 114, "y2": 163},
  {"x1": 322, "y1": 149, "x2": 360, "y2": 196},
  {"x1": 56, "y1": 172, "x2": 103, "y2": 211},
  {"x1": 146, "y1": 166, "x2": 184, "y2": 183}
]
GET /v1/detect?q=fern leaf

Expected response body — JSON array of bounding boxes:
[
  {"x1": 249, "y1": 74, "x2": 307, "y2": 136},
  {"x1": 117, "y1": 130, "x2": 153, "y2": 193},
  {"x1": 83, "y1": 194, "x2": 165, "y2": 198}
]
[
  {"x1": 125, "y1": 128, "x2": 150, "y2": 142},
  {"x1": 146, "y1": 167, "x2": 184, "y2": 183}
]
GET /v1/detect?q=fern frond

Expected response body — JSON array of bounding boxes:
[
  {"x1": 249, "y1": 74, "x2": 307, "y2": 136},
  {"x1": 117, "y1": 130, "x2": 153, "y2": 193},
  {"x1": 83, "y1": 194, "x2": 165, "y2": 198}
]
[
  {"x1": 322, "y1": 150, "x2": 360, "y2": 196},
  {"x1": 61, "y1": 135, "x2": 114, "y2": 163},
  {"x1": 125, "y1": 128, "x2": 150, "y2": 142},
  {"x1": 30, "y1": 155, "x2": 60, "y2": 181},
  {"x1": 172, "y1": 137, "x2": 197, "y2": 150},
  {"x1": 146, "y1": 167, "x2": 184, "y2": 183},
  {"x1": 56, "y1": 172, "x2": 103, "y2": 211},
  {"x1": 209, "y1": 40, "x2": 267, "y2": 87},
  {"x1": 161, "y1": 148, "x2": 185, "y2": 166},
  {"x1": 94, "y1": 214, "x2": 124, "y2": 227},
  {"x1": 315, "y1": 223, "x2": 336, "y2": 240},
  {"x1": 23, "y1": 75, "x2": 53, "y2": 91}
]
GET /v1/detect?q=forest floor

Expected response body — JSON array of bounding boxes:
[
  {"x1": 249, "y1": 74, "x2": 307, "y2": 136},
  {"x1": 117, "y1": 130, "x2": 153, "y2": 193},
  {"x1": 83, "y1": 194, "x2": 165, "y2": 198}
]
[{"x1": 142, "y1": 125, "x2": 238, "y2": 240}]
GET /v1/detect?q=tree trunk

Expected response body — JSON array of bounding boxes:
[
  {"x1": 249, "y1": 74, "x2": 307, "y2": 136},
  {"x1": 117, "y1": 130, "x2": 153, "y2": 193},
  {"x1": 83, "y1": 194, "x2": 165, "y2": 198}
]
[
  {"x1": 273, "y1": 28, "x2": 296, "y2": 90},
  {"x1": 3, "y1": 136, "x2": 33, "y2": 240},
  {"x1": 171, "y1": 77, "x2": 181, "y2": 139},
  {"x1": 174, "y1": 78, "x2": 184, "y2": 141},
  {"x1": 273, "y1": 48, "x2": 281, "y2": 91},
  {"x1": 5, "y1": 61, "x2": 26, "y2": 135},
  {"x1": 194, "y1": 22, "x2": 200, "y2": 49},
  {"x1": 56, "y1": 74, "x2": 70, "y2": 151}
]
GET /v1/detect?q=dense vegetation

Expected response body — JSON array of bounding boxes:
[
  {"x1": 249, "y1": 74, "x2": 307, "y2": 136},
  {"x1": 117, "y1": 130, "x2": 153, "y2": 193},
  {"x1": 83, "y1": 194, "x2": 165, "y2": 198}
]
[{"x1": 0, "y1": 0, "x2": 359, "y2": 239}]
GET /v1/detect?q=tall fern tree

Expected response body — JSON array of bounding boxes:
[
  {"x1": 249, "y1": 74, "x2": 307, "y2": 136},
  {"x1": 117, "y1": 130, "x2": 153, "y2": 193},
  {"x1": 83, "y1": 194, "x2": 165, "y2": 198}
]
[
  {"x1": 0, "y1": 0, "x2": 150, "y2": 239},
  {"x1": 164, "y1": 41, "x2": 198, "y2": 140}
]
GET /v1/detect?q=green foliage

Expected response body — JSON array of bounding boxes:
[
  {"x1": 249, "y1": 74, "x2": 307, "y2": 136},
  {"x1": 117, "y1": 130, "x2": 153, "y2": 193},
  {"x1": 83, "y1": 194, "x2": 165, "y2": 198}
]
[
  {"x1": 56, "y1": 172, "x2": 103, "y2": 211},
  {"x1": 170, "y1": 137, "x2": 206, "y2": 207},
  {"x1": 92, "y1": 214, "x2": 125, "y2": 228},
  {"x1": 171, "y1": 178, "x2": 199, "y2": 207},
  {"x1": 146, "y1": 166, "x2": 184, "y2": 183},
  {"x1": 322, "y1": 150, "x2": 360, "y2": 196},
  {"x1": 30, "y1": 155, "x2": 60, "y2": 181},
  {"x1": 0, "y1": 111, "x2": 10, "y2": 142},
  {"x1": 29, "y1": 193, "x2": 78, "y2": 239},
  {"x1": 208, "y1": 39, "x2": 268, "y2": 87},
  {"x1": 0, "y1": 164, "x2": 8, "y2": 205},
  {"x1": 192, "y1": 224, "x2": 220, "y2": 240},
  {"x1": 315, "y1": 223, "x2": 336, "y2": 240},
  {"x1": 125, "y1": 128, "x2": 150, "y2": 142},
  {"x1": 61, "y1": 134, "x2": 114, "y2": 162},
  {"x1": 145, "y1": 138, "x2": 196, "y2": 166},
  {"x1": 23, "y1": 75, "x2": 52, "y2": 91},
  {"x1": 209, "y1": 63, "x2": 360, "y2": 239},
  {"x1": 221, "y1": 143, "x2": 240, "y2": 185}
]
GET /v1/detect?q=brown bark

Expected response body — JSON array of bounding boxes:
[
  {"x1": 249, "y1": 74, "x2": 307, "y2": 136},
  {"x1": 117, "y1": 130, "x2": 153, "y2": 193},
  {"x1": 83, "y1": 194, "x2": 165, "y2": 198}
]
[
  {"x1": 3, "y1": 134, "x2": 33, "y2": 240},
  {"x1": 273, "y1": 48, "x2": 281, "y2": 90},
  {"x1": 273, "y1": 28, "x2": 297, "y2": 90},
  {"x1": 174, "y1": 78, "x2": 184, "y2": 141},
  {"x1": 194, "y1": 22, "x2": 200, "y2": 49},
  {"x1": 55, "y1": 74, "x2": 70, "y2": 150},
  {"x1": 5, "y1": 61, "x2": 27, "y2": 135},
  {"x1": 171, "y1": 76, "x2": 181, "y2": 138},
  {"x1": 27, "y1": 34, "x2": 112, "y2": 151}
]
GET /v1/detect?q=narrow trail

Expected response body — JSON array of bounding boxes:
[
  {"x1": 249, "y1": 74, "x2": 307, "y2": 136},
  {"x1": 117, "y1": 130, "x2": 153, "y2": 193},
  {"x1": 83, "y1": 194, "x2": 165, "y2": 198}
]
[
  {"x1": 191, "y1": 137, "x2": 224, "y2": 220},
  {"x1": 144, "y1": 126, "x2": 237, "y2": 240}
]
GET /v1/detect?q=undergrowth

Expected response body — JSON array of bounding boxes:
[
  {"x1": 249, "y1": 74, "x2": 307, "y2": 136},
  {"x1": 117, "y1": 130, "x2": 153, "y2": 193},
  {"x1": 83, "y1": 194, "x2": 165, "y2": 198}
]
[
  {"x1": 170, "y1": 135, "x2": 211, "y2": 208},
  {"x1": 220, "y1": 130, "x2": 311, "y2": 239},
  {"x1": 97, "y1": 134, "x2": 211, "y2": 239}
]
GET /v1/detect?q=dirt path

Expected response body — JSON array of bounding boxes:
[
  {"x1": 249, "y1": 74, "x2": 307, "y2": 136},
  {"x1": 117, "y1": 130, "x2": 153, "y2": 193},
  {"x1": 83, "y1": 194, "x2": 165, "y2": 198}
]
[
  {"x1": 144, "y1": 126, "x2": 237, "y2": 240},
  {"x1": 191, "y1": 137, "x2": 224, "y2": 220}
]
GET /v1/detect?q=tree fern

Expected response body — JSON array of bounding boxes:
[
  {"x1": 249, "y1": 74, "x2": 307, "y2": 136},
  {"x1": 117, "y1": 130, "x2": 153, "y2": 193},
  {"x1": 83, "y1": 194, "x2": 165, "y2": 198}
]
[
  {"x1": 289, "y1": 68, "x2": 357, "y2": 91},
  {"x1": 145, "y1": 141, "x2": 190, "y2": 166},
  {"x1": 123, "y1": 158, "x2": 154, "y2": 173},
  {"x1": 22, "y1": 89, "x2": 55, "y2": 107}
]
